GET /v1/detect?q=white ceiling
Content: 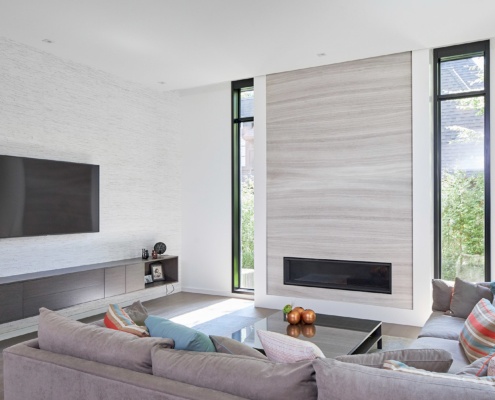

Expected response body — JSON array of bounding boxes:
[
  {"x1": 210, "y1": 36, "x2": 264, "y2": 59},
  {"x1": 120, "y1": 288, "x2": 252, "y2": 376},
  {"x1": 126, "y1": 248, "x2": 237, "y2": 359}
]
[{"x1": 1, "y1": 0, "x2": 495, "y2": 91}]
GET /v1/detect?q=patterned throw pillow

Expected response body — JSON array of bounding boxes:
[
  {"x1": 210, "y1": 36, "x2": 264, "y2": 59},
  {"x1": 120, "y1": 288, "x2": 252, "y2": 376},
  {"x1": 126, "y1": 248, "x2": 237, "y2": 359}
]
[
  {"x1": 384, "y1": 360, "x2": 495, "y2": 385},
  {"x1": 459, "y1": 299, "x2": 495, "y2": 363},
  {"x1": 104, "y1": 304, "x2": 150, "y2": 337},
  {"x1": 256, "y1": 329, "x2": 325, "y2": 363}
]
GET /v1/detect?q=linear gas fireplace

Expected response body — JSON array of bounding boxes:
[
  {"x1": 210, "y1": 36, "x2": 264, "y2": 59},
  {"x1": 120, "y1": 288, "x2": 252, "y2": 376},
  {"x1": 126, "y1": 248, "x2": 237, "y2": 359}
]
[{"x1": 284, "y1": 257, "x2": 392, "y2": 294}]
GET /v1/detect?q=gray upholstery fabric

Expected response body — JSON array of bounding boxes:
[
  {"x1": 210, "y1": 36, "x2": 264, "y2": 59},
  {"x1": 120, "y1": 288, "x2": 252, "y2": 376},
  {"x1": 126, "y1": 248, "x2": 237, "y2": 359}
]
[
  {"x1": 313, "y1": 358, "x2": 495, "y2": 400},
  {"x1": 38, "y1": 307, "x2": 174, "y2": 374},
  {"x1": 449, "y1": 278, "x2": 493, "y2": 318},
  {"x1": 152, "y1": 347, "x2": 317, "y2": 400},
  {"x1": 456, "y1": 354, "x2": 494, "y2": 377},
  {"x1": 432, "y1": 279, "x2": 454, "y2": 311},
  {"x1": 335, "y1": 348, "x2": 453, "y2": 372},
  {"x1": 410, "y1": 336, "x2": 469, "y2": 373},
  {"x1": 418, "y1": 311, "x2": 466, "y2": 340},
  {"x1": 210, "y1": 335, "x2": 268, "y2": 359},
  {"x1": 4, "y1": 340, "x2": 245, "y2": 400},
  {"x1": 125, "y1": 300, "x2": 149, "y2": 326}
]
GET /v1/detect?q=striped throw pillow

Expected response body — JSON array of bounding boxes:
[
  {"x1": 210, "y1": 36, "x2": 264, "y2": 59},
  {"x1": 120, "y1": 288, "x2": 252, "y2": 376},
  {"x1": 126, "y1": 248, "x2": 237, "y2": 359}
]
[
  {"x1": 104, "y1": 304, "x2": 150, "y2": 337},
  {"x1": 459, "y1": 299, "x2": 495, "y2": 363},
  {"x1": 257, "y1": 329, "x2": 325, "y2": 363}
]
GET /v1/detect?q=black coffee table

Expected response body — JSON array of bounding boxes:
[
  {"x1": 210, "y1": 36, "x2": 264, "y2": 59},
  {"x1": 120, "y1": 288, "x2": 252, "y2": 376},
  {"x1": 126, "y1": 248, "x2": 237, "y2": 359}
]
[{"x1": 231, "y1": 311, "x2": 382, "y2": 358}]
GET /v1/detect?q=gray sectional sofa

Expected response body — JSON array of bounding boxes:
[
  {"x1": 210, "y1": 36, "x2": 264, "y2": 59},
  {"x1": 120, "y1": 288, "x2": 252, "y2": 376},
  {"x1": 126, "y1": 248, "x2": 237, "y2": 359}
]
[
  {"x1": 3, "y1": 287, "x2": 495, "y2": 400},
  {"x1": 409, "y1": 278, "x2": 495, "y2": 374}
]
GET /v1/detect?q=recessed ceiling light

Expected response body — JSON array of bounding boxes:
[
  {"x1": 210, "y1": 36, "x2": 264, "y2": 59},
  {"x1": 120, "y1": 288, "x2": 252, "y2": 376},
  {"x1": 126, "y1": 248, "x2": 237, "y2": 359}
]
[
  {"x1": 317, "y1": 53, "x2": 326, "y2": 57},
  {"x1": 42, "y1": 39, "x2": 53, "y2": 44}
]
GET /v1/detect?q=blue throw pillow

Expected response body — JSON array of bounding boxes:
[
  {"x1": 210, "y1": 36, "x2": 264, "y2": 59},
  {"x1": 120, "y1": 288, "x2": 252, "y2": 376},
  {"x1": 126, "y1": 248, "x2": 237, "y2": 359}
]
[
  {"x1": 145, "y1": 316, "x2": 215, "y2": 352},
  {"x1": 490, "y1": 282, "x2": 495, "y2": 296}
]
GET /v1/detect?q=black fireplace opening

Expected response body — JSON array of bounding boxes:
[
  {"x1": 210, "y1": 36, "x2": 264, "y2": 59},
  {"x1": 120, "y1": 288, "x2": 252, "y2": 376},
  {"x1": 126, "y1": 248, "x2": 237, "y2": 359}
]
[{"x1": 284, "y1": 257, "x2": 392, "y2": 294}]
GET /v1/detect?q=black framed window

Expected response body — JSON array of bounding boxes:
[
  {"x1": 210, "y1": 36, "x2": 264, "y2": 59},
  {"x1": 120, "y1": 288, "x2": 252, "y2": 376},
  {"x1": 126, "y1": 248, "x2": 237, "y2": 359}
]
[
  {"x1": 434, "y1": 41, "x2": 491, "y2": 281},
  {"x1": 232, "y1": 79, "x2": 254, "y2": 292}
]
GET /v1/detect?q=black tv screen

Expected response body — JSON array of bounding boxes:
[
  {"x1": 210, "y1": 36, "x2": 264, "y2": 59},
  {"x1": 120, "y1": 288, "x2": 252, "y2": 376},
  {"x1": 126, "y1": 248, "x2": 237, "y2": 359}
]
[{"x1": 0, "y1": 155, "x2": 99, "y2": 238}]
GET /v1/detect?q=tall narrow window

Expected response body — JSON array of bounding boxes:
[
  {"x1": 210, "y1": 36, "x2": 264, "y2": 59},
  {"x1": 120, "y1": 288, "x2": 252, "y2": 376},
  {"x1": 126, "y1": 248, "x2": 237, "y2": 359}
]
[
  {"x1": 232, "y1": 79, "x2": 254, "y2": 292},
  {"x1": 434, "y1": 41, "x2": 490, "y2": 281}
]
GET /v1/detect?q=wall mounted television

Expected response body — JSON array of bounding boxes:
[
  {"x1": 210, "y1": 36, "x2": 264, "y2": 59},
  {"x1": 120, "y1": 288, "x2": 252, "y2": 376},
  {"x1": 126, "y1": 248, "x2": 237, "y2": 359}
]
[{"x1": 0, "y1": 155, "x2": 99, "y2": 238}]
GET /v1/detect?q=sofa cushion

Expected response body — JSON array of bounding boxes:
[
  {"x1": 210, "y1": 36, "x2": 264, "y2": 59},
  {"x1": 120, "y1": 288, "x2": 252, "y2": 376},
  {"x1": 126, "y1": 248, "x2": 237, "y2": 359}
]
[
  {"x1": 152, "y1": 347, "x2": 317, "y2": 400},
  {"x1": 449, "y1": 278, "x2": 493, "y2": 318},
  {"x1": 256, "y1": 330, "x2": 325, "y2": 363},
  {"x1": 409, "y1": 336, "x2": 469, "y2": 373},
  {"x1": 312, "y1": 358, "x2": 495, "y2": 400},
  {"x1": 418, "y1": 311, "x2": 466, "y2": 340},
  {"x1": 124, "y1": 300, "x2": 149, "y2": 326},
  {"x1": 432, "y1": 279, "x2": 454, "y2": 311},
  {"x1": 335, "y1": 348, "x2": 453, "y2": 372},
  {"x1": 210, "y1": 335, "x2": 267, "y2": 360},
  {"x1": 38, "y1": 308, "x2": 174, "y2": 374},
  {"x1": 459, "y1": 299, "x2": 495, "y2": 363},
  {"x1": 145, "y1": 315, "x2": 215, "y2": 352},
  {"x1": 383, "y1": 360, "x2": 495, "y2": 384},
  {"x1": 457, "y1": 354, "x2": 495, "y2": 377},
  {"x1": 104, "y1": 304, "x2": 149, "y2": 337}
]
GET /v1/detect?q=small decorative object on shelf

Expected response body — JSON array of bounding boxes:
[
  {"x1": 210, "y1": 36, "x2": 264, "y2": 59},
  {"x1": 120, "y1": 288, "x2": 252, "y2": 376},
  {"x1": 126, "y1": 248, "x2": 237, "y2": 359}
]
[
  {"x1": 151, "y1": 263, "x2": 164, "y2": 281},
  {"x1": 151, "y1": 250, "x2": 157, "y2": 259},
  {"x1": 144, "y1": 275, "x2": 153, "y2": 284},
  {"x1": 154, "y1": 242, "x2": 167, "y2": 255},
  {"x1": 142, "y1": 249, "x2": 149, "y2": 260}
]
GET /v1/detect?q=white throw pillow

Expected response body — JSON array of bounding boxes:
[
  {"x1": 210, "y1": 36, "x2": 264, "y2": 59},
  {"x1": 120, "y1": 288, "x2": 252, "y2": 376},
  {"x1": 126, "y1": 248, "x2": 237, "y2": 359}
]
[{"x1": 256, "y1": 329, "x2": 325, "y2": 363}]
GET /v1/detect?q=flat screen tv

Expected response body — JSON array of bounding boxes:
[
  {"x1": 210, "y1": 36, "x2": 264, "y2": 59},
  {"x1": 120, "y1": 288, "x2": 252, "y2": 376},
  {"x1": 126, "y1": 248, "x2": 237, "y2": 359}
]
[{"x1": 0, "y1": 155, "x2": 99, "y2": 238}]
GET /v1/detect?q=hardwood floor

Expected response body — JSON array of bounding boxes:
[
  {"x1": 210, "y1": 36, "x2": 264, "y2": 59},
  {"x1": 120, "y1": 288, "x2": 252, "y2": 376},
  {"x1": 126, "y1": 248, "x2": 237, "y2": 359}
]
[{"x1": 0, "y1": 292, "x2": 421, "y2": 400}]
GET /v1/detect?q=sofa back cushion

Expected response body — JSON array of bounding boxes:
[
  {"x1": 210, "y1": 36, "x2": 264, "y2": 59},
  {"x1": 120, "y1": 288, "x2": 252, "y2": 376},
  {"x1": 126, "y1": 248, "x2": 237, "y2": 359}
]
[
  {"x1": 432, "y1": 279, "x2": 454, "y2": 311},
  {"x1": 448, "y1": 278, "x2": 493, "y2": 318},
  {"x1": 38, "y1": 308, "x2": 174, "y2": 374},
  {"x1": 313, "y1": 358, "x2": 495, "y2": 400},
  {"x1": 152, "y1": 347, "x2": 317, "y2": 400}
]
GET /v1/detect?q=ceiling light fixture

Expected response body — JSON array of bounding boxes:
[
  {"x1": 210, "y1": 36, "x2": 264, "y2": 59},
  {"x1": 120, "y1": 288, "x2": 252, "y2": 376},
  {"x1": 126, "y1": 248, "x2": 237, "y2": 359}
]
[
  {"x1": 157, "y1": 81, "x2": 166, "y2": 85},
  {"x1": 42, "y1": 39, "x2": 53, "y2": 44}
]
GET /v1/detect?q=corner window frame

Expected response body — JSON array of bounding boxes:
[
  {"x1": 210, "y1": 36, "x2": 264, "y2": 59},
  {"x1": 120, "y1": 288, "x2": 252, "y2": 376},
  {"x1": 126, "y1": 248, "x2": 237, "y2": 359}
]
[{"x1": 433, "y1": 40, "x2": 491, "y2": 281}]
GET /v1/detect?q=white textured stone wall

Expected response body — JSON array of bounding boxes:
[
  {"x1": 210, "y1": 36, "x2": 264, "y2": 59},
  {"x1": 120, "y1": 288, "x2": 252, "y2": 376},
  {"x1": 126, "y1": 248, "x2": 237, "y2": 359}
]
[{"x1": 0, "y1": 37, "x2": 181, "y2": 277}]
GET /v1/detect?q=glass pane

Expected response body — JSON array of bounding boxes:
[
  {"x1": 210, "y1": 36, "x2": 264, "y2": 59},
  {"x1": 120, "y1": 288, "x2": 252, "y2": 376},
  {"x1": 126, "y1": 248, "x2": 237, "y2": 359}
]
[
  {"x1": 240, "y1": 88, "x2": 254, "y2": 118},
  {"x1": 240, "y1": 121, "x2": 254, "y2": 289},
  {"x1": 440, "y1": 97, "x2": 485, "y2": 281},
  {"x1": 440, "y1": 56, "x2": 484, "y2": 95}
]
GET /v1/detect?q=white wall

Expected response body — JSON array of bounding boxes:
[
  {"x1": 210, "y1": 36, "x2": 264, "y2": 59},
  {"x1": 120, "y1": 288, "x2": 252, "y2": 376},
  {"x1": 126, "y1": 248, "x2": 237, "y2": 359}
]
[
  {"x1": 0, "y1": 37, "x2": 182, "y2": 277},
  {"x1": 180, "y1": 82, "x2": 234, "y2": 296}
]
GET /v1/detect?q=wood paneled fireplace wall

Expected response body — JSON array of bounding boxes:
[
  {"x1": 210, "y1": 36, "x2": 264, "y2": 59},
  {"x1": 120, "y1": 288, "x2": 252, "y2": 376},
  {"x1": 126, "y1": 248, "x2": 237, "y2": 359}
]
[{"x1": 266, "y1": 52, "x2": 413, "y2": 309}]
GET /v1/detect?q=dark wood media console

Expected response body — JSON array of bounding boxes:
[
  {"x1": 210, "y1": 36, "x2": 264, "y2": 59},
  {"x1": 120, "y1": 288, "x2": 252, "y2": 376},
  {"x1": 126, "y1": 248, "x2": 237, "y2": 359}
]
[{"x1": 0, "y1": 256, "x2": 178, "y2": 324}]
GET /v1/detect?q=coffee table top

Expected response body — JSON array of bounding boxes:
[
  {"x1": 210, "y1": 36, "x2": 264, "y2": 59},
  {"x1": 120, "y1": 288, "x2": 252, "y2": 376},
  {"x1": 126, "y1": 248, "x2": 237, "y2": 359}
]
[{"x1": 231, "y1": 311, "x2": 382, "y2": 358}]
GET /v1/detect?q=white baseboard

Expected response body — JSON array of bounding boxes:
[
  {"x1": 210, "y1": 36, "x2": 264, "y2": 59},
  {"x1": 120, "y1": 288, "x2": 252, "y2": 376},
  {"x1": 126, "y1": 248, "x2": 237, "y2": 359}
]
[{"x1": 181, "y1": 286, "x2": 253, "y2": 300}]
